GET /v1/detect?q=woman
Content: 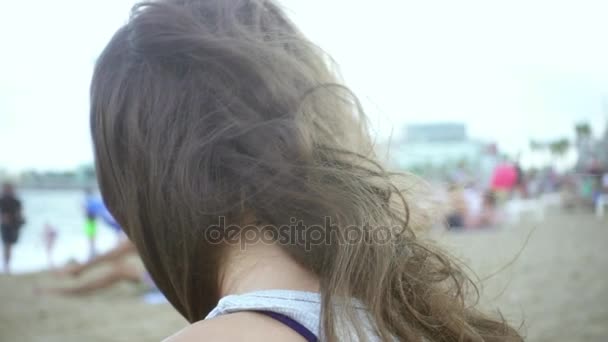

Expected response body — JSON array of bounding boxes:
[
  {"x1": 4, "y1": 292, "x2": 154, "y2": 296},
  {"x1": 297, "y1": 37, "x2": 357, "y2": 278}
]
[{"x1": 90, "y1": 0, "x2": 522, "y2": 340}]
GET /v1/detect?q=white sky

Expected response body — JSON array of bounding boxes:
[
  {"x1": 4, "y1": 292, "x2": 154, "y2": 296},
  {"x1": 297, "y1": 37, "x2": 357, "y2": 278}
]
[{"x1": 1, "y1": 0, "x2": 607, "y2": 172}]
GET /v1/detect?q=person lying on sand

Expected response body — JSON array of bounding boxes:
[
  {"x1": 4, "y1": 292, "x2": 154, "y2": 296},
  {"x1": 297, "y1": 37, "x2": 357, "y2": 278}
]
[
  {"x1": 42, "y1": 240, "x2": 154, "y2": 295},
  {"x1": 447, "y1": 187, "x2": 500, "y2": 229}
]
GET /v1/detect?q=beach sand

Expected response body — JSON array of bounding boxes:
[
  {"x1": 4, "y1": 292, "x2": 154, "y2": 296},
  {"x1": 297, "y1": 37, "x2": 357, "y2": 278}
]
[
  {"x1": 0, "y1": 261, "x2": 186, "y2": 342},
  {"x1": 1, "y1": 210, "x2": 606, "y2": 341},
  {"x1": 433, "y1": 210, "x2": 608, "y2": 341}
]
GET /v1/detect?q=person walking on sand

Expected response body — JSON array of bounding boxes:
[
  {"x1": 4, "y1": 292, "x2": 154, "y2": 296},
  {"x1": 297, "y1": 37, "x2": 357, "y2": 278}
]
[
  {"x1": 0, "y1": 182, "x2": 24, "y2": 274},
  {"x1": 83, "y1": 188, "x2": 99, "y2": 259},
  {"x1": 43, "y1": 222, "x2": 58, "y2": 269}
]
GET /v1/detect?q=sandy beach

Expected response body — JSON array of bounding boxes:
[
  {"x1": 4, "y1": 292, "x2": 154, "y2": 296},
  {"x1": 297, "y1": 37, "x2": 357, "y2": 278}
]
[
  {"x1": 0, "y1": 261, "x2": 186, "y2": 342},
  {"x1": 1, "y1": 210, "x2": 606, "y2": 341}
]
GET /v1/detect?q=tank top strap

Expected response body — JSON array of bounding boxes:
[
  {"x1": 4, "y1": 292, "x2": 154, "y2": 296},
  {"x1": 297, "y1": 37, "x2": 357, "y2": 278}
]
[{"x1": 257, "y1": 310, "x2": 318, "y2": 342}]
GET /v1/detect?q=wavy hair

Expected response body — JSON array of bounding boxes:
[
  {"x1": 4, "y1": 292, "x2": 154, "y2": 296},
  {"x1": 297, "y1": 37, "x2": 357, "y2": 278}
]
[{"x1": 90, "y1": 0, "x2": 522, "y2": 340}]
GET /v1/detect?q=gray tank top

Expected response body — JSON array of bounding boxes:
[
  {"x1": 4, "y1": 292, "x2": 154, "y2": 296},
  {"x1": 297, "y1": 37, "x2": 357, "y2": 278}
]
[{"x1": 205, "y1": 289, "x2": 381, "y2": 341}]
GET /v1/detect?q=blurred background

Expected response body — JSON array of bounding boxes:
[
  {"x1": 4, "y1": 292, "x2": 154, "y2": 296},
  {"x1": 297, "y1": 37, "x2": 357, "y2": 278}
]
[{"x1": 1, "y1": 0, "x2": 607, "y2": 341}]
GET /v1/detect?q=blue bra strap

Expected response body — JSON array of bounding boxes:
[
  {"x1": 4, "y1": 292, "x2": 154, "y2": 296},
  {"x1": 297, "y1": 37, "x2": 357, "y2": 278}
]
[{"x1": 257, "y1": 310, "x2": 318, "y2": 342}]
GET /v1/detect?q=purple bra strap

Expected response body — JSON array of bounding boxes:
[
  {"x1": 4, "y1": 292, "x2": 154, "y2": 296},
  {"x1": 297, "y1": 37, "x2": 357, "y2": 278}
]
[{"x1": 257, "y1": 311, "x2": 318, "y2": 342}]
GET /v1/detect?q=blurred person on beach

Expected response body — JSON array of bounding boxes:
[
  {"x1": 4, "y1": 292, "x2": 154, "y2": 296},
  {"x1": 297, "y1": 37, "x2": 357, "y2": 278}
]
[
  {"x1": 446, "y1": 185, "x2": 467, "y2": 230},
  {"x1": 0, "y1": 182, "x2": 24, "y2": 274},
  {"x1": 448, "y1": 160, "x2": 471, "y2": 186},
  {"x1": 43, "y1": 222, "x2": 58, "y2": 269},
  {"x1": 588, "y1": 158, "x2": 606, "y2": 202},
  {"x1": 98, "y1": 202, "x2": 128, "y2": 243},
  {"x1": 543, "y1": 166, "x2": 559, "y2": 193},
  {"x1": 470, "y1": 191, "x2": 500, "y2": 228},
  {"x1": 447, "y1": 185, "x2": 499, "y2": 229},
  {"x1": 514, "y1": 159, "x2": 528, "y2": 198},
  {"x1": 83, "y1": 188, "x2": 99, "y2": 258},
  {"x1": 560, "y1": 173, "x2": 579, "y2": 209},
  {"x1": 88, "y1": 0, "x2": 523, "y2": 341},
  {"x1": 491, "y1": 159, "x2": 518, "y2": 202},
  {"x1": 45, "y1": 240, "x2": 154, "y2": 295}
]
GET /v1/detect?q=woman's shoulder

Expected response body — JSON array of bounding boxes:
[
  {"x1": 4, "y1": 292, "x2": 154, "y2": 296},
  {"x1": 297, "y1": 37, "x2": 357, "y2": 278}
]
[{"x1": 164, "y1": 311, "x2": 308, "y2": 342}]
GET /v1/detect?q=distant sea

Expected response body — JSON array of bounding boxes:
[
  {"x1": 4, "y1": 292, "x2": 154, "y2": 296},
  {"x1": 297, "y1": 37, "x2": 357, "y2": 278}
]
[{"x1": 3, "y1": 189, "x2": 119, "y2": 274}]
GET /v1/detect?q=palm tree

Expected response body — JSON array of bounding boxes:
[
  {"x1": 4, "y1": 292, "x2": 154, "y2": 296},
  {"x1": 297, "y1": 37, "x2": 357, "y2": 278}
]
[
  {"x1": 574, "y1": 122, "x2": 594, "y2": 170},
  {"x1": 575, "y1": 122, "x2": 592, "y2": 142},
  {"x1": 548, "y1": 138, "x2": 570, "y2": 163},
  {"x1": 529, "y1": 140, "x2": 545, "y2": 152}
]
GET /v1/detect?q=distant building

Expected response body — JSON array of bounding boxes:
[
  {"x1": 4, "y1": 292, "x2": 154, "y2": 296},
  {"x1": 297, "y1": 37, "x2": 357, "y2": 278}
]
[
  {"x1": 393, "y1": 140, "x2": 482, "y2": 169},
  {"x1": 380, "y1": 122, "x2": 498, "y2": 185},
  {"x1": 404, "y1": 123, "x2": 467, "y2": 143}
]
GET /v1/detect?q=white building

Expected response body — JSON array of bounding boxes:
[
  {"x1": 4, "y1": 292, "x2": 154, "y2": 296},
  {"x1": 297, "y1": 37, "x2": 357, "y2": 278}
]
[{"x1": 379, "y1": 123, "x2": 498, "y2": 185}]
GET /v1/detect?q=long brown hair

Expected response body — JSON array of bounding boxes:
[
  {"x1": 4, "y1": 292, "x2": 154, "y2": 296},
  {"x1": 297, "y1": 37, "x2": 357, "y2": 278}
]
[{"x1": 90, "y1": 0, "x2": 522, "y2": 340}]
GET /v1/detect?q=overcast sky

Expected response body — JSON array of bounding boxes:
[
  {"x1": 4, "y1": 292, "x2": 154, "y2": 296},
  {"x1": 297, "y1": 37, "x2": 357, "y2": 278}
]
[{"x1": 1, "y1": 0, "x2": 607, "y2": 171}]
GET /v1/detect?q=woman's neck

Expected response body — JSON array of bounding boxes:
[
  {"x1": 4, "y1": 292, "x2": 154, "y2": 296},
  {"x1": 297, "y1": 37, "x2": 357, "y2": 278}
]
[{"x1": 218, "y1": 242, "x2": 320, "y2": 297}]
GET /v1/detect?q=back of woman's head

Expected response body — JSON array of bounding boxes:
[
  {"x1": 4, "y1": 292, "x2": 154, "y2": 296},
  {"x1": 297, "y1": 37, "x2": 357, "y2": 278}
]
[{"x1": 91, "y1": 0, "x2": 522, "y2": 340}]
